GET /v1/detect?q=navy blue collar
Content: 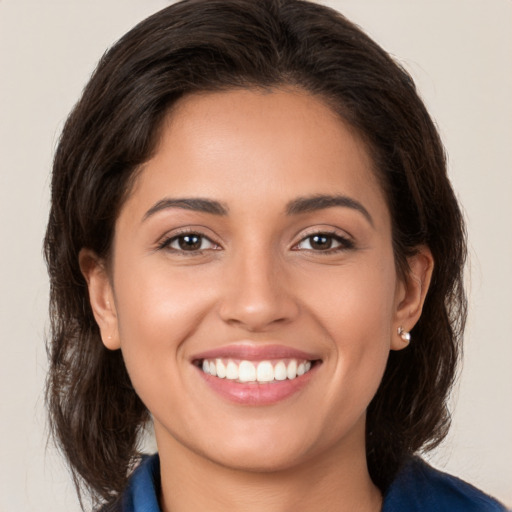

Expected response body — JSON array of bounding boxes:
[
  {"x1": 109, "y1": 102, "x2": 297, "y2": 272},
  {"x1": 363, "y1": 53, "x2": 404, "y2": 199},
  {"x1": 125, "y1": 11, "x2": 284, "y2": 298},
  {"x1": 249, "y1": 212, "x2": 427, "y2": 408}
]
[
  {"x1": 381, "y1": 457, "x2": 507, "y2": 511},
  {"x1": 114, "y1": 454, "x2": 507, "y2": 511}
]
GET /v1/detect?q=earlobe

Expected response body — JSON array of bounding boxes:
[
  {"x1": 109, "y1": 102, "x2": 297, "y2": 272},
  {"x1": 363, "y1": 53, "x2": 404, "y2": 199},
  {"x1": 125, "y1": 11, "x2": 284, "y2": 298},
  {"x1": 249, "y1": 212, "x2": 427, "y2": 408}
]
[
  {"x1": 391, "y1": 246, "x2": 434, "y2": 351},
  {"x1": 78, "y1": 249, "x2": 121, "y2": 350}
]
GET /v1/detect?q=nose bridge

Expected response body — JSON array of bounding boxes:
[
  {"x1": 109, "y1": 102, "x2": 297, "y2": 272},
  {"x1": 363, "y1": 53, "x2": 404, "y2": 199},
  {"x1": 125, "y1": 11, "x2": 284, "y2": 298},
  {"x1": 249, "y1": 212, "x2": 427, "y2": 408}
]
[{"x1": 218, "y1": 238, "x2": 298, "y2": 331}]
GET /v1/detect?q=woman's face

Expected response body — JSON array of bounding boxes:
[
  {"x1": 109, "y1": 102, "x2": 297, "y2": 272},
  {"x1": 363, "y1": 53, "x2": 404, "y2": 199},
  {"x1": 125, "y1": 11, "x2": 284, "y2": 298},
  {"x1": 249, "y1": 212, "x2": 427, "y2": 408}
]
[{"x1": 87, "y1": 88, "x2": 427, "y2": 472}]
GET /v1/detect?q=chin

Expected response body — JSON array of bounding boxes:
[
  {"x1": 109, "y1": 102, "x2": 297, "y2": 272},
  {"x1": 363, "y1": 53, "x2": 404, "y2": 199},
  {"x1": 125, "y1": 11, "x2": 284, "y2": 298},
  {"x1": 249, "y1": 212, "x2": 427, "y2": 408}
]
[{"x1": 204, "y1": 443, "x2": 312, "y2": 474}]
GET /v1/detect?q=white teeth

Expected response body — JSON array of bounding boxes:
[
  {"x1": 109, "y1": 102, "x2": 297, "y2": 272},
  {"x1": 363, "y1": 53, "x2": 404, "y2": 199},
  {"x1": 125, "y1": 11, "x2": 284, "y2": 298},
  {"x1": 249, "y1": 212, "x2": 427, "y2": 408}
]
[
  {"x1": 215, "y1": 359, "x2": 226, "y2": 378},
  {"x1": 274, "y1": 361, "x2": 287, "y2": 381},
  {"x1": 226, "y1": 361, "x2": 239, "y2": 380},
  {"x1": 238, "y1": 361, "x2": 256, "y2": 382},
  {"x1": 286, "y1": 360, "x2": 297, "y2": 379},
  {"x1": 256, "y1": 361, "x2": 274, "y2": 382},
  {"x1": 201, "y1": 357, "x2": 314, "y2": 382}
]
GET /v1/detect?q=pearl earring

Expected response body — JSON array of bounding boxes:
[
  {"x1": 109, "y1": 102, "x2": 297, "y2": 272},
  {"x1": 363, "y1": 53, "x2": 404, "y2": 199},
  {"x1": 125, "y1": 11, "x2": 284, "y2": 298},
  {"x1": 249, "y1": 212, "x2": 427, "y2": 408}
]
[{"x1": 397, "y1": 326, "x2": 411, "y2": 343}]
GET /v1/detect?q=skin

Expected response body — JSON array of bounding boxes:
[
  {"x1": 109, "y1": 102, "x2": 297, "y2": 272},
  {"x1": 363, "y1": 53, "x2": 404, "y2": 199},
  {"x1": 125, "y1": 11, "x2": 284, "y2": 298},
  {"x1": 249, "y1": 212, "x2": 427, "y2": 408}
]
[{"x1": 81, "y1": 88, "x2": 433, "y2": 512}]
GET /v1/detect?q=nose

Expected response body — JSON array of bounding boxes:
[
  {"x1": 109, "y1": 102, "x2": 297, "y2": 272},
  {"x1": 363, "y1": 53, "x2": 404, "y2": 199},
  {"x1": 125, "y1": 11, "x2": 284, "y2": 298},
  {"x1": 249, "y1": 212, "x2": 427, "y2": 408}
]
[{"x1": 218, "y1": 248, "x2": 300, "y2": 332}]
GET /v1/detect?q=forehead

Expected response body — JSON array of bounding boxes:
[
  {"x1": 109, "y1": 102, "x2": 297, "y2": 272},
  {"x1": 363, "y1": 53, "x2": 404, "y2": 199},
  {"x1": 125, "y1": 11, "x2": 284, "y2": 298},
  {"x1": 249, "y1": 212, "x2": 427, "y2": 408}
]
[{"x1": 123, "y1": 88, "x2": 389, "y2": 226}]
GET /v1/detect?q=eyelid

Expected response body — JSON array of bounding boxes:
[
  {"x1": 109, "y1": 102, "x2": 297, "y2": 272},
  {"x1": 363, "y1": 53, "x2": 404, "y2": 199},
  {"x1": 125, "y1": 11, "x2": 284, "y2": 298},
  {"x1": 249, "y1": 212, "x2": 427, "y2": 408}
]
[
  {"x1": 156, "y1": 226, "x2": 222, "y2": 252},
  {"x1": 154, "y1": 225, "x2": 354, "y2": 254},
  {"x1": 291, "y1": 226, "x2": 355, "y2": 252}
]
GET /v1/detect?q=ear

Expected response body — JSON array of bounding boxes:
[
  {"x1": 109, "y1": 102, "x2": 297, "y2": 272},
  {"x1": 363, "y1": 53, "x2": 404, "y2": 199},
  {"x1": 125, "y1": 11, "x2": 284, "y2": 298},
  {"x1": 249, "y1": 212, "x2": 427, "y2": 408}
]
[
  {"x1": 391, "y1": 246, "x2": 434, "y2": 351},
  {"x1": 79, "y1": 248, "x2": 120, "y2": 350}
]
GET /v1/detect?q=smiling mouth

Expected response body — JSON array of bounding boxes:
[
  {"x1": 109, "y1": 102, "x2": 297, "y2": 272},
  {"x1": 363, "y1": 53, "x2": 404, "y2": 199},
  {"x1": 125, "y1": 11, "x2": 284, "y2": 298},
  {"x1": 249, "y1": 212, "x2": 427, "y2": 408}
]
[{"x1": 196, "y1": 358, "x2": 318, "y2": 384}]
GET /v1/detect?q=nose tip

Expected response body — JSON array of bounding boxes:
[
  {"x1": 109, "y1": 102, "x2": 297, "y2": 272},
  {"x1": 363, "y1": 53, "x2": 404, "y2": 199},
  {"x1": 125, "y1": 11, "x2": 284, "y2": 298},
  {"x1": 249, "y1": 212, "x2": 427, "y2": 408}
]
[
  {"x1": 220, "y1": 299, "x2": 289, "y2": 332},
  {"x1": 218, "y1": 264, "x2": 299, "y2": 332}
]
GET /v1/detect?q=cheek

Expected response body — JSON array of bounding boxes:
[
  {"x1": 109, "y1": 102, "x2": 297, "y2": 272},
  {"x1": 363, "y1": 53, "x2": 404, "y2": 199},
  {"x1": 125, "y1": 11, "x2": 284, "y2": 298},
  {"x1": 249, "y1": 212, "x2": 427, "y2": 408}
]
[
  {"x1": 111, "y1": 256, "x2": 216, "y2": 402},
  {"x1": 114, "y1": 255, "x2": 214, "y2": 345},
  {"x1": 300, "y1": 256, "x2": 397, "y2": 401},
  {"x1": 302, "y1": 255, "x2": 397, "y2": 339}
]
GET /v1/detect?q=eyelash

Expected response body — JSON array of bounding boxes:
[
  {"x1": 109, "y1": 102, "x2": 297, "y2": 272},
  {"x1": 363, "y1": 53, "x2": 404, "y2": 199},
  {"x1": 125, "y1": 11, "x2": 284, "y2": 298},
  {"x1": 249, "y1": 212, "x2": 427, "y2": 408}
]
[
  {"x1": 292, "y1": 230, "x2": 354, "y2": 253},
  {"x1": 157, "y1": 229, "x2": 354, "y2": 255},
  {"x1": 157, "y1": 229, "x2": 219, "y2": 254}
]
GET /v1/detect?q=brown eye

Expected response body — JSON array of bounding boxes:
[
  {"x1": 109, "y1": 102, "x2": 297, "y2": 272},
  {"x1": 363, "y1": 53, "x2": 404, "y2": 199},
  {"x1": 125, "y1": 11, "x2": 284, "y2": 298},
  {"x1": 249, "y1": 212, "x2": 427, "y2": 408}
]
[
  {"x1": 309, "y1": 234, "x2": 333, "y2": 250},
  {"x1": 162, "y1": 233, "x2": 217, "y2": 252},
  {"x1": 178, "y1": 234, "x2": 202, "y2": 251},
  {"x1": 295, "y1": 232, "x2": 353, "y2": 252}
]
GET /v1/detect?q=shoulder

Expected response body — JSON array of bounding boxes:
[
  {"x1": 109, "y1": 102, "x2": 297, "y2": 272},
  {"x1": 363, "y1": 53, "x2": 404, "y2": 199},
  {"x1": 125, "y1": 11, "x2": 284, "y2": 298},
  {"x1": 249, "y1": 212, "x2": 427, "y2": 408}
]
[
  {"x1": 382, "y1": 457, "x2": 509, "y2": 512},
  {"x1": 97, "y1": 454, "x2": 161, "y2": 512}
]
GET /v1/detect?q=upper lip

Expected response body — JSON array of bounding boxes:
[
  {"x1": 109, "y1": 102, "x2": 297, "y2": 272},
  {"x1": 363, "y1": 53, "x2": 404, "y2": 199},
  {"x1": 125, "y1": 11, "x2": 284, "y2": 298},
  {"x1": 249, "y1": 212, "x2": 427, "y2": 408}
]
[{"x1": 191, "y1": 343, "x2": 321, "y2": 362}]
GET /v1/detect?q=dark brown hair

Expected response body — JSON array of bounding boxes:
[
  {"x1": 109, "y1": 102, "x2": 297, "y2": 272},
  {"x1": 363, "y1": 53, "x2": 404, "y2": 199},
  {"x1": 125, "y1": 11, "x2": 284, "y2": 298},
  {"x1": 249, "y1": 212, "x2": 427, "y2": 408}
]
[{"x1": 44, "y1": 0, "x2": 466, "y2": 508}]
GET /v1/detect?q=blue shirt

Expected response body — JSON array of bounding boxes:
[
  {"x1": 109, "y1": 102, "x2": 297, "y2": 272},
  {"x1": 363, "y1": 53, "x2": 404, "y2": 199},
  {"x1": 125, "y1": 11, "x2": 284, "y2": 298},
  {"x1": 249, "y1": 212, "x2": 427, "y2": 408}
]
[{"x1": 112, "y1": 454, "x2": 508, "y2": 511}]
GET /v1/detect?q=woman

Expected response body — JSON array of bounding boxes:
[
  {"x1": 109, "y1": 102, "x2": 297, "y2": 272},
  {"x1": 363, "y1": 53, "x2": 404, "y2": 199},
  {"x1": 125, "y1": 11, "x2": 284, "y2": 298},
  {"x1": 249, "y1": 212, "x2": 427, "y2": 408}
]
[{"x1": 44, "y1": 0, "x2": 508, "y2": 510}]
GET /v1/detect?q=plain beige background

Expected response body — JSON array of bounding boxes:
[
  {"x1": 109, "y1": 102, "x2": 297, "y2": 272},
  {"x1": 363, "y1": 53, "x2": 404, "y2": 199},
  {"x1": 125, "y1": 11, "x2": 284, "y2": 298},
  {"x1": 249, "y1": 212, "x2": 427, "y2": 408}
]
[{"x1": 0, "y1": 0, "x2": 511, "y2": 510}]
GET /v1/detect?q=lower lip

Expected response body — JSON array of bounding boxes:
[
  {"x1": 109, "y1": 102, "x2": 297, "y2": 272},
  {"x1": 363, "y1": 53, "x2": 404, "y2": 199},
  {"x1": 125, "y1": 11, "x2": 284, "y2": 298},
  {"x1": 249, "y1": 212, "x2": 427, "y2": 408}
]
[{"x1": 196, "y1": 365, "x2": 318, "y2": 405}]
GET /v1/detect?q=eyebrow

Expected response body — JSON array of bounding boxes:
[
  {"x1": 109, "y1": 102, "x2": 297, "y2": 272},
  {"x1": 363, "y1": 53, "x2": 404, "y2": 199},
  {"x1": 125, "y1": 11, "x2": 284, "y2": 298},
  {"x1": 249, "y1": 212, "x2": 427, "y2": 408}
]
[
  {"x1": 143, "y1": 197, "x2": 229, "y2": 221},
  {"x1": 285, "y1": 194, "x2": 374, "y2": 227},
  {"x1": 142, "y1": 194, "x2": 373, "y2": 226}
]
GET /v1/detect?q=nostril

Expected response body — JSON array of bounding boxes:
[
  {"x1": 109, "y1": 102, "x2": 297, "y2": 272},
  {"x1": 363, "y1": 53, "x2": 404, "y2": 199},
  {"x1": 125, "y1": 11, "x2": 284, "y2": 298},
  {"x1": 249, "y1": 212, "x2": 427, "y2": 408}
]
[{"x1": 218, "y1": 301, "x2": 299, "y2": 332}]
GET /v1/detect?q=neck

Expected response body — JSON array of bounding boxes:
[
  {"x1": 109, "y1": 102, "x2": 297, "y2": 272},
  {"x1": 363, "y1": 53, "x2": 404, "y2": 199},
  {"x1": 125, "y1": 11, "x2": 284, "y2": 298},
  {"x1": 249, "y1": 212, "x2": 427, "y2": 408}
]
[{"x1": 156, "y1": 426, "x2": 382, "y2": 512}]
